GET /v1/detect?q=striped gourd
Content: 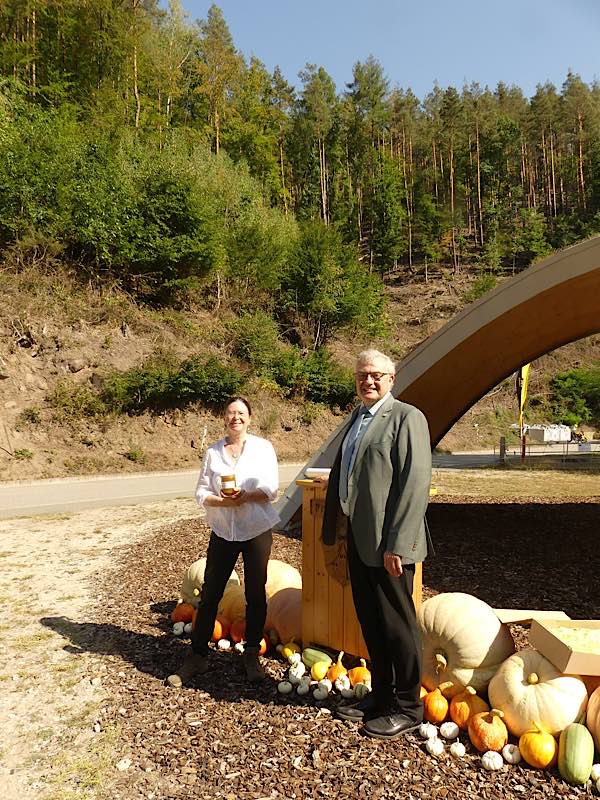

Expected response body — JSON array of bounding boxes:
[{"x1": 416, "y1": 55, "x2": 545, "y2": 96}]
[{"x1": 558, "y1": 723, "x2": 594, "y2": 785}]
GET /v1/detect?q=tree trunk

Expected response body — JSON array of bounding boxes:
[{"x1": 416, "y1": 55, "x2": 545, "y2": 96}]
[
  {"x1": 577, "y1": 112, "x2": 586, "y2": 209},
  {"x1": 279, "y1": 141, "x2": 288, "y2": 216},
  {"x1": 318, "y1": 137, "x2": 328, "y2": 224},
  {"x1": 476, "y1": 120, "x2": 484, "y2": 246}
]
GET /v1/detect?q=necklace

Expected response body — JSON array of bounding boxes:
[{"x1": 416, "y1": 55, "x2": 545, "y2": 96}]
[{"x1": 226, "y1": 438, "x2": 245, "y2": 461}]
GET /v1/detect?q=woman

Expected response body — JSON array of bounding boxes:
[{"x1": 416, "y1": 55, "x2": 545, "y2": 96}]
[{"x1": 167, "y1": 396, "x2": 280, "y2": 687}]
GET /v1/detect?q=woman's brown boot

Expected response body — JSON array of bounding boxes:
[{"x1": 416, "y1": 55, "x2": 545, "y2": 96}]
[
  {"x1": 243, "y1": 646, "x2": 265, "y2": 683},
  {"x1": 166, "y1": 652, "x2": 208, "y2": 688}
]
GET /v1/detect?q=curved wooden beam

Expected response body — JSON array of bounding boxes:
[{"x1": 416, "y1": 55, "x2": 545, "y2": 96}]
[
  {"x1": 276, "y1": 236, "x2": 600, "y2": 525},
  {"x1": 396, "y1": 235, "x2": 600, "y2": 445}
]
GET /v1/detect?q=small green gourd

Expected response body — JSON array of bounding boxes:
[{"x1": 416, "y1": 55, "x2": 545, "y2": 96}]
[
  {"x1": 558, "y1": 723, "x2": 595, "y2": 785},
  {"x1": 301, "y1": 647, "x2": 332, "y2": 669}
]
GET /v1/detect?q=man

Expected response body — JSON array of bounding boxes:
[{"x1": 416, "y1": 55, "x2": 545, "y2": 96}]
[{"x1": 320, "y1": 349, "x2": 432, "y2": 740}]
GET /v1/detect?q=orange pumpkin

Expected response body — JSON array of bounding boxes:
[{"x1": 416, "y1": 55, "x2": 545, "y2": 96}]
[
  {"x1": 582, "y1": 675, "x2": 600, "y2": 696},
  {"x1": 230, "y1": 619, "x2": 247, "y2": 643},
  {"x1": 265, "y1": 587, "x2": 302, "y2": 644},
  {"x1": 440, "y1": 681, "x2": 465, "y2": 700},
  {"x1": 468, "y1": 708, "x2": 508, "y2": 753},
  {"x1": 450, "y1": 685, "x2": 490, "y2": 730},
  {"x1": 423, "y1": 685, "x2": 450, "y2": 724},
  {"x1": 327, "y1": 652, "x2": 348, "y2": 683},
  {"x1": 586, "y1": 685, "x2": 600, "y2": 753},
  {"x1": 171, "y1": 602, "x2": 195, "y2": 624},
  {"x1": 211, "y1": 615, "x2": 231, "y2": 642},
  {"x1": 348, "y1": 658, "x2": 371, "y2": 687},
  {"x1": 258, "y1": 637, "x2": 269, "y2": 655}
]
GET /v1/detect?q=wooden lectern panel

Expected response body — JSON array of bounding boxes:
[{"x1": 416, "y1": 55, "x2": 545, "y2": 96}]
[{"x1": 299, "y1": 481, "x2": 422, "y2": 660}]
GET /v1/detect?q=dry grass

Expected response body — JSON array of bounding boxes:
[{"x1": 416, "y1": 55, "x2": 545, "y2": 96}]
[{"x1": 432, "y1": 467, "x2": 600, "y2": 498}]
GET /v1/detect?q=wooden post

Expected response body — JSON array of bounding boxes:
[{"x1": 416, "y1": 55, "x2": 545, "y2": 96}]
[{"x1": 298, "y1": 480, "x2": 422, "y2": 660}]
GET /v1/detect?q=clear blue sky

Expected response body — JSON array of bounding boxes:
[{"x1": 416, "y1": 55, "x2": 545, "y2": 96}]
[{"x1": 172, "y1": 0, "x2": 600, "y2": 99}]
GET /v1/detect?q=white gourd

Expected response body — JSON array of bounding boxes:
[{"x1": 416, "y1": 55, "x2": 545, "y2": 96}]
[
  {"x1": 234, "y1": 642, "x2": 245, "y2": 654},
  {"x1": 318, "y1": 678, "x2": 333, "y2": 693},
  {"x1": 487, "y1": 648, "x2": 588, "y2": 736},
  {"x1": 591, "y1": 764, "x2": 600, "y2": 781},
  {"x1": 183, "y1": 623, "x2": 192, "y2": 635},
  {"x1": 172, "y1": 621, "x2": 185, "y2": 636},
  {"x1": 450, "y1": 741, "x2": 466, "y2": 758},
  {"x1": 418, "y1": 592, "x2": 515, "y2": 692},
  {"x1": 217, "y1": 638, "x2": 231, "y2": 650},
  {"x1": 288, "y1": 652, "x2": 302, "y2": 665},
  {"x1": 425, "y1": 737, "x2": 445, "y2": 756},
  {"x1": 334, "y1": 674, "x2": 351, "y2": 692},
  {"x1": 288, "y1": 661, "x2": 306, "y2": 685},
  {"x1": 277, "y1": 680, "x2": 293, "y2": 695},
  {"x1": 481, "y1": 750, "x2": 504, "y2": 771},
  {"x1": 596, "y1": 778, "x2": 600, "y2": 794},
  {"x1": 502, "y1": 743, "x2": 522, "y2": 765},
  {"x1": 439, "y1": 721, "x2": 460, "y2": 740},
  {"x1": 419, "y1": 722, "x2": 438, "y2": 739}
]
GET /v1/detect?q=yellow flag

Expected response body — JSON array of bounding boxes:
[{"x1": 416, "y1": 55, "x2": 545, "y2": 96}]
[{"x1": 516, "y1": 364, "x2": 530, "y2": 433}]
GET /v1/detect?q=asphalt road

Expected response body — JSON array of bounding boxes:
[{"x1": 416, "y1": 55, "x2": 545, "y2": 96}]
[
  {"x1": 0, "y1": 444, "x2": 595, "y2": 519},
  {"x1": 0, "y1": 463, "x2": 306, "y2": 520}
]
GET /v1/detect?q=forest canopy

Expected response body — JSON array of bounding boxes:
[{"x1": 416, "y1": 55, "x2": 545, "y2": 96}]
[{"x1": 1, "y1": 1, "x2": 600, "y2": 335}]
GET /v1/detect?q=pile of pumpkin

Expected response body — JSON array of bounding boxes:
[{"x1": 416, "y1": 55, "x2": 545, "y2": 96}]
[
  {"x1": 276, "y1": 643, "x2": 372, "y2": 702},
  {"x1": 417, "y1": 592, "x2": 600, "y2": 788},
  {"x1": 169, "y1": 557, "x2": 303, "y2": 655}
]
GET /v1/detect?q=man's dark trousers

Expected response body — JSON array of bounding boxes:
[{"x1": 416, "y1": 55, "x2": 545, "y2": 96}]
[{"x1": 347, "y1": 526, "x2": 423, "y2": 720}]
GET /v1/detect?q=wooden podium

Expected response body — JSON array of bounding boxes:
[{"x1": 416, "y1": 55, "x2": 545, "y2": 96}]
[{"x1": 298, "y1": 480, "x2": 422, "y2": 660}]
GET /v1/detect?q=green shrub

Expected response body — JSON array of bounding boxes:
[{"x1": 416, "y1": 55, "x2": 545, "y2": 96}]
[
  {"x1": 270, "y1": 348, "x2": 309, "y2": 397},
  {"x1": 49, "y1": 383, "x2": 107, "y2": 420},
  {"x1": 14, "y1": 448, "x2": 34, "y2": 460},
  {"x1": 463, "y1": 272, "x2": 497, "y2": 303},
  {"x1": 101, "y1": 353, "x2": 178, "y2": 414},
  {"x1": 300, "y1": 401, "x2": 322, "y2": 426},
  {"x1": 549, "y1": 366, "x2": 600, "y2": 427},
  {"x1": 176, "y1": 356, "x2": 244, "y2": 407},
  {"x1": 124, "y1": 446, "x2": 146, "y2": 464},
  {"x1": 102, "y1": 353, "x2": 244, "y2": 414},
  {"x1": 304, "y1": 350, "x2": 355, "y2": 408},
  {"x1": 16, "y1": 407, "x2": 42, "y2": 426},
  {"x1": 229, "y1": 311, "x2": 282, "y2": 371}
]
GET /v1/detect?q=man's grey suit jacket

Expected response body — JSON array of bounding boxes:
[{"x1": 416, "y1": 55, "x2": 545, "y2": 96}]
[{"x1": 321, "y1": 395, "x2": 432, "y2": 567}]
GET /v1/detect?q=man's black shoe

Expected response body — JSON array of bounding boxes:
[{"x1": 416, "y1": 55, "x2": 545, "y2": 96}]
[
  {"x1": 363, "y1": 712, "x2": 422, "y2": 739},
  {"x1": 335, "y1": 694, "x2": 389, "y2": 721}
]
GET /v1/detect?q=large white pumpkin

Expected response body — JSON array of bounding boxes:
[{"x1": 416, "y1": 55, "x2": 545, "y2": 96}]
[
  {"x1": 180, "y1": 558, "x2": 240, "y2": 607},
  {"x1": 418, "y1": 592, "x2": 515, "y2": 693},
  {"x1": 265, "y1": 559, "x2": 302, "y2": 599},
  {"x1": 488, "y1": 648, "x2": 588, "y2": 737}
]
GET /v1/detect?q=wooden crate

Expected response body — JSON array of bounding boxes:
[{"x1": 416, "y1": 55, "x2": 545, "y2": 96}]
[{"x1": 298, "y1": 480, "x2": 422, "y2": 660}]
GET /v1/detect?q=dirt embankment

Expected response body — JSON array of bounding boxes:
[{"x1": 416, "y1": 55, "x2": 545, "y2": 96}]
[{"x1": 1, "y1": 265, "x2": 599, "y2": 483}]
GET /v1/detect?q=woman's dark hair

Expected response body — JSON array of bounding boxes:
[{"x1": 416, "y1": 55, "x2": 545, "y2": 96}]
[{"x1": 223, "y1": 396, "x2": 252, "y2": 416}]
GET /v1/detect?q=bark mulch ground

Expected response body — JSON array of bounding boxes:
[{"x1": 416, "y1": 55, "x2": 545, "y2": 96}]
[{"x1": 71, "y1": 496, "x2": 599, "y2": 799}]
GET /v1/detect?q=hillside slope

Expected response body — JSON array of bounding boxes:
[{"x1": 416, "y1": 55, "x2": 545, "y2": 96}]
[{"x1": 1, "y1": 265, "x2": 598, "y2": 482}]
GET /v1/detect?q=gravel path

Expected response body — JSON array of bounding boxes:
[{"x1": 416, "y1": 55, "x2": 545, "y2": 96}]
[
  {"x1": 94, "y1": 494, "x2": 599, "y2": 800},
  {"x1": 1, "y1": 492, "x2": 598, "y2": 799}
]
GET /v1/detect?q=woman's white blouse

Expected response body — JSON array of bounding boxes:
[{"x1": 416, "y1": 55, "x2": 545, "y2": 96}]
[{"x1": 195, "y1": 434, "x2": 281, "y2": 541}]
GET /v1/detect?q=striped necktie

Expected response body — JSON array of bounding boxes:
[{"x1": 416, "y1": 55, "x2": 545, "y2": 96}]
[{"x1": 339, "y1": 408, "x2": 370, "y2": 503}]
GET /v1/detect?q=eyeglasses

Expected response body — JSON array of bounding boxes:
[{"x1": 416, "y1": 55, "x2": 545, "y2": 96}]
[{"x1": 355, "y1": 371, "x2": 391, "y2": 382}]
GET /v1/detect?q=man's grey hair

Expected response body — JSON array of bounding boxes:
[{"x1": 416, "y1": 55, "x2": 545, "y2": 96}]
[{"x1": 355, "y1": 349, "x2": 396, "y2": 375}]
